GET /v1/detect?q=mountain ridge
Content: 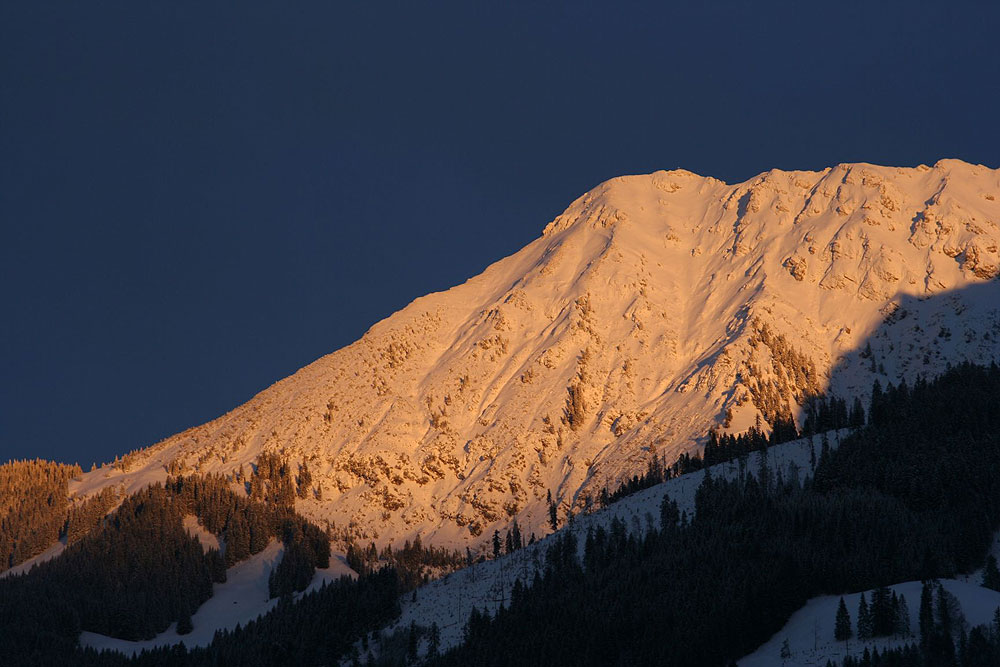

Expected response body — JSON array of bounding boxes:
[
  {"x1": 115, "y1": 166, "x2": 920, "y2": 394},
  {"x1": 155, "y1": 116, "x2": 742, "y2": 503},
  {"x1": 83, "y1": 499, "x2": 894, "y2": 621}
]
[{"x1": 68, "y1": 159, "x2": 1000, "y2": 548}]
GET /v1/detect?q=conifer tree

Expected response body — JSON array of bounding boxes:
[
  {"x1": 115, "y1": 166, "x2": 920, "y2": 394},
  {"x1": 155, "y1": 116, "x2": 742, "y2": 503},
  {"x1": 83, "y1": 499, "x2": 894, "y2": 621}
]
[
  {"x1": 296, "y1": 462, "x2": 312, "y2": 500},
  {"x1": 857, "y1": 592, "x2": 873, "y2": 640},
  {"x1": 177, "y1": 612, "x2": 193, "y2": 635},
  {"x1": 982, "y1": 555, "x2": 1000, "y2": 591},
  {"x1": 920, "y1": 581, "x2": 935, "y2": 649},
  {"x1": 895, "y1": 593, "x2": 911, "y2": 637},
  {"x1": 659, "y1": 494, "x2": 680, "y2": 530},
  {"x1": 428, "y1": 622, "x2": 441, "y2": 658},
  {"x1": 936, "y1": 583, "x2": 953, "y2": 640},
  {"x1": 835, "y1": 597, "x2": 853, "y2": 641}
]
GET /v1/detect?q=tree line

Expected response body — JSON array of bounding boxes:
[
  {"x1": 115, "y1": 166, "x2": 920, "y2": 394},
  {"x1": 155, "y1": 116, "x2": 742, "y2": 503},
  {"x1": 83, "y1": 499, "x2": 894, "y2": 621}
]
[
  {"x1": 0, "y1": 458, "x2": 332, "y2": 663},
  {"x1": 432, "y1": 362, "x2": 1000, "y2": 665}
]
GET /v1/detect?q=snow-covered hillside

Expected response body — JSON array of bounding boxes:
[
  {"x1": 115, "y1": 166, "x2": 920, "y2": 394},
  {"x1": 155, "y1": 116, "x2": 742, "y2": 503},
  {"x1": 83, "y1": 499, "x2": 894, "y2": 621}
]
[
  {"x1": 740, "y1": 578, "x2": 1000, "y2": 666},
  {"x1": 373, "y1": 432, "x2": 844, "y2": 658},
  {"x1": 66, "y1": 160, "x2": 1000, "y2": 548},
  {"x1": 79, "y1": 539, "x2": 357, "y2": 656}
]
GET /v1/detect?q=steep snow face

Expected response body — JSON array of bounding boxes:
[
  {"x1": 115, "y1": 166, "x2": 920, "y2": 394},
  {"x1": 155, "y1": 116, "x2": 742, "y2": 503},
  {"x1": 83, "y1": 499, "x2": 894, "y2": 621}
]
[{"x1": 70, "y1": 160, "x2": 1000, "y2": 548}]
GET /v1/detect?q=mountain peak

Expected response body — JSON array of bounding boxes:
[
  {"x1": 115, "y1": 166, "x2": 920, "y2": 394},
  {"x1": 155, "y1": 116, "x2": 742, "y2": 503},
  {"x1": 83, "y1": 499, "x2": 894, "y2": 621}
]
[{"x1": 72, "y1": 160, "x2": 1000, "y2": 549}]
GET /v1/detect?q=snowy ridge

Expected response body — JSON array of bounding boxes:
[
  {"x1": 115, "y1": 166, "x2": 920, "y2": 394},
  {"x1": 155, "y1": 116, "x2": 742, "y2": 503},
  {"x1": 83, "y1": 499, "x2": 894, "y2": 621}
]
[{"x1": 66, "y1": 160, "x2": 1000, "y2": 548}]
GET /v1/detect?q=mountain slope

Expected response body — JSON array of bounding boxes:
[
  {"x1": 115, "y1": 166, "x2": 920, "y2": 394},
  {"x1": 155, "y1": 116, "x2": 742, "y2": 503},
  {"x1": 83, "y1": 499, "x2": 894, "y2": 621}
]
[{"x1": 69, "y1": 159, "x2": 1000, "y2": 547}]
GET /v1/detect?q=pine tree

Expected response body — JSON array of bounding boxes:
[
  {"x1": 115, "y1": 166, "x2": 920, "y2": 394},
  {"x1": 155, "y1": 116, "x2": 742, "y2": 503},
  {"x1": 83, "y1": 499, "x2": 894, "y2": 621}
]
[
  {"x1": 920, "y1": 581, "x2": 935, "y2": 649},
  {"x1": 427, "y1": 622, "x2": 441, "y2": 658},
  {"x1": 982, "y1": 555, "x2": 1000, "y2": 591},
  {"x1": 659, "y1": 494, "x2": 679, "y2": 530},
  {"x1": 895, "y1": 593, "x2": 911, "y2": 637},
  {"x1": 407, "y1": 621, "x2": 418, "y2": 662},
  {"x1": 835, "y1": 597, "x2": 853, "y2": 641},
  {"x1": 492, "y1": 530, "x2": 501, "y2": 559},
  {"x1": 296, "y1": 462, "x2": 312, "y2": 500},
  {"x1": 857, "y1": 592, "x2": 873, "y2": 640},
  {"x1": 177, "y1": 611, "x2": 193, "y2": 635},
  {"x1": 849, "y1": 396, "x2": 866, "y2": 427},
  {"x1": 548, "y1": 496, "x2": 558, "y2": 531},
  {"x1": 871, "y1": 585, "x2": 893, "y2": 636},
  {"x1": 936, "y1": 583, "x2": 953, "y2": 640},
  {"x1": 510, "y1": 518, "x2": 522, "y2": 551}
]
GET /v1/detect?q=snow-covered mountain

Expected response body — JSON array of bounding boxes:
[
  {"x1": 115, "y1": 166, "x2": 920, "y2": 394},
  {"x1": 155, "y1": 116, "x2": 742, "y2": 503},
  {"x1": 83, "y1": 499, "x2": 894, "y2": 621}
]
[{"x1": 70, "y1": 159, "x2": 1000, "y2": 548}]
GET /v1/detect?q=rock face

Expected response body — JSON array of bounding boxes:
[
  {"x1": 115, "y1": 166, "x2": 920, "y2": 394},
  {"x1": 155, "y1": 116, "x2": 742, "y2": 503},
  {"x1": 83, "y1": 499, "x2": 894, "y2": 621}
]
[{"x1": 75, "y1": 160, "x2": 1000, "y2": 549}]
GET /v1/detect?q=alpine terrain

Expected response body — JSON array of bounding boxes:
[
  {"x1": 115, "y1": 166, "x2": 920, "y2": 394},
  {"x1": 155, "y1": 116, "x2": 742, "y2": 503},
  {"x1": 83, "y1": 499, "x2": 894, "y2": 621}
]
[{"x1": 67, "y1": 159, "x2": 1000, "y2": 549}]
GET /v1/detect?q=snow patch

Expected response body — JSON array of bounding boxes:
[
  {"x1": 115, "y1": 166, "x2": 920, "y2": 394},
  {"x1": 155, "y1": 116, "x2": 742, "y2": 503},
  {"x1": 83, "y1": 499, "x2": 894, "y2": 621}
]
[
  {"x1": 740, "y1": 579, "x2": 1000, "y2": 667},
  {"x1": 182, "y1": 515, "x2": 222, "y2": 554}
]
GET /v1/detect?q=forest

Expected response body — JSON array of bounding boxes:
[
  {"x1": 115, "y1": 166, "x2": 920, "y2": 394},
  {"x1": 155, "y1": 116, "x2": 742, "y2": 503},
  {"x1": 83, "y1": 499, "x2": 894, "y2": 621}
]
[
  {"x1": 0, "y1": 459, "x2": 82, "y2": 568},
  {"x1": 0, "y1": 460, "x2": 331, "y2": 664},
  {"x1": 6, "y1": 364, "x2": 1000, "y2": 665},
  {"x1": 435, "y1": 363, "x2": 1000, "y2": 666}
]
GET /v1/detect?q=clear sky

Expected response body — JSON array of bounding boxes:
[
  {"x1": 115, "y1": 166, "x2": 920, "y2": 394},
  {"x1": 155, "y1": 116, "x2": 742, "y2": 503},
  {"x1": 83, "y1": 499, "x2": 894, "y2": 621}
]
[{"x1": 2, "y1": 2, "x2": 998, "y2": 465}]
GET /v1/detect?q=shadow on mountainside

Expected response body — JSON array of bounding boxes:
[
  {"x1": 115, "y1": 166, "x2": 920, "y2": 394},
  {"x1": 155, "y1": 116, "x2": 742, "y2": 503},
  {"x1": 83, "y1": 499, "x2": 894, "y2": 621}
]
[{"x1": 826, "y1": 278, "x2": 1000, "y2": 410}]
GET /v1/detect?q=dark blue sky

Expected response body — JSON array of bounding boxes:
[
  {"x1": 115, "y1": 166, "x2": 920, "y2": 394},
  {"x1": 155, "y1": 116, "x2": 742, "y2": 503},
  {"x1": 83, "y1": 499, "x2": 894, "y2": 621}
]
[{"x1": 2, "y1": 2, "x2": 998, "y2": 465}]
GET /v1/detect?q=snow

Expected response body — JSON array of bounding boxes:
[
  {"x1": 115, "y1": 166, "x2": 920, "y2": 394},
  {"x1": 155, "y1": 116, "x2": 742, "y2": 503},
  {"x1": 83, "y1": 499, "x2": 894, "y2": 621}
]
[
  {"x1": 371, "y1": 431, "x2": 846, "y2": 656},
  {"x1": 61, "y1": 160, "x2": 1000, "y2": 550},
  {"x1": 79, "y1": 540, "x2": 358, "y2": 655},
  {"x1": 739, "y1": 579, "x2": 1000, "y2": 666},
  {"x1": 183, "y1": 515, "x2": 222, "y2": 553}
]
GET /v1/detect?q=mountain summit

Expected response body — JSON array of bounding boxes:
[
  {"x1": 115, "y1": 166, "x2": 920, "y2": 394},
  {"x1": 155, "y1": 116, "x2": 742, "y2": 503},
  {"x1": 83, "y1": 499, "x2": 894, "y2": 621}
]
[{"x1": 74, "y1": 160, "x2": 1000, "y2": 547}]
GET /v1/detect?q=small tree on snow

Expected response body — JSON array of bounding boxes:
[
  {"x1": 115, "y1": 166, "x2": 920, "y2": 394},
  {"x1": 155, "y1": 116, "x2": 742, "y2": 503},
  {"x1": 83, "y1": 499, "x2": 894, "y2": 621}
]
[
  {"x1": 895, "y1": 593, "x2": 911, "y2": 637},
  {"x1": 857, "y1": 592, "x2": 873, "y2": 640},
  {"x1": 835, "y1": 596, "x2": 853, "y2": 641},
  {"x1": 982, "y1": 555, "x2": 1000, "y2": 592}
]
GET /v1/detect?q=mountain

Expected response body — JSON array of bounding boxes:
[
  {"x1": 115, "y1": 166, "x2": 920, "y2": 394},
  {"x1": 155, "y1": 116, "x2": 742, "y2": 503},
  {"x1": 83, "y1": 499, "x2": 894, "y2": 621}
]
[{"x1": 69, "y1": 159, "x2": 1000, "y2": 548}]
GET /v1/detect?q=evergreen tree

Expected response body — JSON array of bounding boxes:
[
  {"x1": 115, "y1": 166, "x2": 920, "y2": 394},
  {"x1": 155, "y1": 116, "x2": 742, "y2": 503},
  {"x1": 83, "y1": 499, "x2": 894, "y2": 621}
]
[
  {"x1": 982, "y1": 555, "x2": 1000, "y2": 592},
  {"x1": 920, "y1": 581, "x2": 935, "y2": 649},
  {"x1": 895, "y1": 593, "x2": 911, "y2": 637},
  {"x1": 296, "y1": 462, "x2": 312, "y2": 500},
  {"x1": 937, "y1": 583, "x2": 953, "y2": 640},
  {"x1": 510, "y1": 518, "x2": 522, "y2": 552},
  {"x1": 857, "y1": 592, "x2": 873, "y2": 640},
  {"x1": 177, "y1": 612, "x2": 193, "y2": 636},
  {"x1": 849, "y1": 396, "x2": 866, "y2": 428},
  {"x1": 492, "y1": 530, "x2": 501, "y2": 559},
  {"x1": 871, "y1": 585, "x2": 894, "y2": 636},
  {"x1": 835, "y1": 597, "x2": 853, "y2": 641},
  {"x1": 659, "y1": 494, "x2": 679, "y2": 530},
  {"x1": 407, "y1": 621, "x2": 418, "y2": 662},
  {"x1": 428, "y1": 622, "x2": 441, "y2": 658}
]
